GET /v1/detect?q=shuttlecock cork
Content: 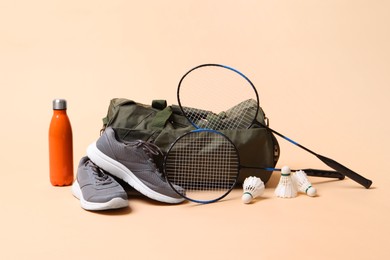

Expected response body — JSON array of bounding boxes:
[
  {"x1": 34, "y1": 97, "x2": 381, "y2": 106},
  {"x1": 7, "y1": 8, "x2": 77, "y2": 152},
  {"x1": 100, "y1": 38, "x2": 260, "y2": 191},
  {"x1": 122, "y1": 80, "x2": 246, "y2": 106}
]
[
  {"x1": 292, "y1": 170, "x2": 317, "y2": 197},
  {"x1": 274, "y1": 166, "x2": 297, "y2": 198},
  {"x1": 242, "y1": 176, "x2": 265, "y2": 204}
]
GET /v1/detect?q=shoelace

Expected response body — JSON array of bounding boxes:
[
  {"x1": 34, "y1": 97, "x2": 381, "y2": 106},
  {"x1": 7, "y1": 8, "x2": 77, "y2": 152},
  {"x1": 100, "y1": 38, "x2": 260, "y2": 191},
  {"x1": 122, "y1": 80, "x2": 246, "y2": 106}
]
[
  {"x1": 86, "y1": 160, "x2": 113, "y2": 185},
  {"x1": 133, "y1": 140, "x2": 162, "y2": 156},
  {"x1": 132, "y1": 140, "x2": 165, "y2": 179}
]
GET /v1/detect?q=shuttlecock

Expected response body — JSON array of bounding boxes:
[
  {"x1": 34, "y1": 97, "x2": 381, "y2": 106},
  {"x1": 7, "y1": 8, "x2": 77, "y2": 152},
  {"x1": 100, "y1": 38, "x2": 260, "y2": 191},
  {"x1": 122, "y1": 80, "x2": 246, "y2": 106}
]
[
  {"x1": 292, "y1": 170, "x2": 317, "y2": 197},
  {"x1": 274, "y1": 166, "x2": 297, "y2": 198},
  {"x1": 242, "y1": 176, "x2": 265, "y2": 204}
]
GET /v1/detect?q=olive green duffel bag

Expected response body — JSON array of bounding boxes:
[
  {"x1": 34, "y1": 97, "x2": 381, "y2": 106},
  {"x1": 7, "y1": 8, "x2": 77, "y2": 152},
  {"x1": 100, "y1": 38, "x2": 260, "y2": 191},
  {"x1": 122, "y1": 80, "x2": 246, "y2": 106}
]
[{"x1": 100, "y1": 98, "x2": 280, "y2": 184}]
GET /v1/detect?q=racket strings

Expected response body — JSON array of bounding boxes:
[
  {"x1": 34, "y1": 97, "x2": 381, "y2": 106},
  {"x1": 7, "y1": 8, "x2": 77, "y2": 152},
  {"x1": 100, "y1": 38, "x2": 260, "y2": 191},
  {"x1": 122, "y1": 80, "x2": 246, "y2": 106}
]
[
  {"x1": 165, "y1": 131, "x2": 239, "y2": 198},
  {"x1": 182, "y1": 99, "x2": 258, "y2": 130}
]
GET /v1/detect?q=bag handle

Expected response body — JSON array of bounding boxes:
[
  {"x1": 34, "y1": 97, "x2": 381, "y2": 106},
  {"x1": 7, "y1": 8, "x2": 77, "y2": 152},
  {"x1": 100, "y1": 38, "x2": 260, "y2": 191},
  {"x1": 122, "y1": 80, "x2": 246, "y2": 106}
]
[
  {"x1": 150, "y1": 106, "x2": 173, "y2": 129},
  {"x1": 152, "y1": 99, "x2": 167, "y2": 110}
]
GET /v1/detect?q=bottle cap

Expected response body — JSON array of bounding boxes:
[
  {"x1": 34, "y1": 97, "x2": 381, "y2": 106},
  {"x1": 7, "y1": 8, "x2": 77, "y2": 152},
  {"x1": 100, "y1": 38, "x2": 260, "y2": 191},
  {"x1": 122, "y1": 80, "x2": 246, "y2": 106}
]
[{"x1": 53, "y1": 99, "x2": 67, "y2": 110}]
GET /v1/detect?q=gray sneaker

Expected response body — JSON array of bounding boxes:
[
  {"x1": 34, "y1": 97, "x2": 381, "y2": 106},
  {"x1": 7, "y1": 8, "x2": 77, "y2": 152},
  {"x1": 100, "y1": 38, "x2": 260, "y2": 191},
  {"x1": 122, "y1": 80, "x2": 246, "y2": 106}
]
[
  {"x1": 87, "y1": 127, "x2": 185, "y2": 204},
  {"x1": 72, "y1": 156, "x2": 128, "y2": 211}
]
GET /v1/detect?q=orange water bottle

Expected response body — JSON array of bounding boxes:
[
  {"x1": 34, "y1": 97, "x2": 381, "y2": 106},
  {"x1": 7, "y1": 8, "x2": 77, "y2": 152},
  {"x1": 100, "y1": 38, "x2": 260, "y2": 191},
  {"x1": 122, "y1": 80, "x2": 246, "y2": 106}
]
[{"x1": 49, "y1": 99, "x2": 74, "y2": 186}]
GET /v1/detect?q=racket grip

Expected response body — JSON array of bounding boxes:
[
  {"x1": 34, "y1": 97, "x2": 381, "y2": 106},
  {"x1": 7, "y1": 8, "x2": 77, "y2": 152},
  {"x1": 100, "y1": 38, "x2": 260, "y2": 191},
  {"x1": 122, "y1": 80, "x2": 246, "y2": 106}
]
[
  {"x1": 317, "y1": 155, "x2": 372, "y2": 189},
  {"x1": 302, "y1": 169, "x2": 345, "y2": 180}
]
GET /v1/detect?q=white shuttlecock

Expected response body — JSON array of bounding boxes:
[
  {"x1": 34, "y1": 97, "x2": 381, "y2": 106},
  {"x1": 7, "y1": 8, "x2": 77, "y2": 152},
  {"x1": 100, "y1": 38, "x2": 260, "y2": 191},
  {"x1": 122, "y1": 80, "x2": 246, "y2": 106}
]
[
  {"x1": 292, "y1": 170, "x2": 317, "y2": 197},
  {"x1": 242, "y1": 176, "x2": 265, "y2": 204},
  {"x1": 274, "y1": 166, "x2": 297, "y2": 198}
]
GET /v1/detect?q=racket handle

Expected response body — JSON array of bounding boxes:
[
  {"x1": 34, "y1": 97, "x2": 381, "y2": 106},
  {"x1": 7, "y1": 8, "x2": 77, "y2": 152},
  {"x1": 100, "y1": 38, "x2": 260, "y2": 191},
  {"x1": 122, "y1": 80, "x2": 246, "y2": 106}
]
[
  {"x1": 302, "y1": 169, "x2": 345, "y2": 180},
  {"x1": 317, "y1": 154, "x2": 372, "y2": 189},
  {"x1": 262, "y1": 167, "x2": 343, "y2": 179}
]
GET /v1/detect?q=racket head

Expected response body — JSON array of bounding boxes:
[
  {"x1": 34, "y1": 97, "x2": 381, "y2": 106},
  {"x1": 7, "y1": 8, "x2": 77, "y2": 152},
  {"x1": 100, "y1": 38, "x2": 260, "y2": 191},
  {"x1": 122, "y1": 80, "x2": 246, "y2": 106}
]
[
  {"x1": 164, "y1": 129, "x2": 240, "y2": 204},
  {"x1": 177, "y1": 64, "x2": 260, "y2": 131}
]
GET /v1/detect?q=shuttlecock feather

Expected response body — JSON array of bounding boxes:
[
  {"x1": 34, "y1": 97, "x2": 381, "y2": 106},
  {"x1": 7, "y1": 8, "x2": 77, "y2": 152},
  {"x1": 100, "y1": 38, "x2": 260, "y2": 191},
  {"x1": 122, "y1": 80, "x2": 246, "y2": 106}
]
[
  {"x1": 274, "y1": 166, "x2": 297, "y2": 198},
  {"x1": 292, "y1": 170, "x2": 317, "y2": 197},
  {"x1": 242, "y1": 176, "x2": 265, "y2": 204}
]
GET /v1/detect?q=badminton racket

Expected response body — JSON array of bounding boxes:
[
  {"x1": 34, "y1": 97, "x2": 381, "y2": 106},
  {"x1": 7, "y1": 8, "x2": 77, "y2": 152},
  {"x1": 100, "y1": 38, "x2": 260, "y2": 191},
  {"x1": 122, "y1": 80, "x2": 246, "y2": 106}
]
[{"x1": 177, "y1": 64, "x2": 372, "y2": 188}]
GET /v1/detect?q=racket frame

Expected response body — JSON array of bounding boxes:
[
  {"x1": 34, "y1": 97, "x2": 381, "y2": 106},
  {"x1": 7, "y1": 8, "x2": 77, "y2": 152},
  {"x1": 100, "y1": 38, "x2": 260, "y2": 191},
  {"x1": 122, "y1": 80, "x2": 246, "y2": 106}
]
[{"x1": 177, "y1": 63, "x2": 261, "y2": 130}]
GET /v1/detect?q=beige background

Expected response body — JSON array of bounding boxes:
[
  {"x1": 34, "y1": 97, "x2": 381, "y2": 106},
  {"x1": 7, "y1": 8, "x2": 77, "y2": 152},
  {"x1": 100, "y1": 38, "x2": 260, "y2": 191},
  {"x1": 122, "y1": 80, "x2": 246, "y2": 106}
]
[{"x1": 1, "y1": 1, "x2": 389, "y2": 259}]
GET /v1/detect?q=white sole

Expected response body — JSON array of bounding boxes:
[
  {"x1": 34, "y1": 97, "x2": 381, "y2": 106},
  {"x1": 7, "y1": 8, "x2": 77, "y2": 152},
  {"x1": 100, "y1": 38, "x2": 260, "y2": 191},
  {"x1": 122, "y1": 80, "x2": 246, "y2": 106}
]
[
  {"x1": 72, "y1": 180, "x2": 128, "y2": 211},
  {"x1": 87, "y1": 142, "x2": 184, "y2": 204}
]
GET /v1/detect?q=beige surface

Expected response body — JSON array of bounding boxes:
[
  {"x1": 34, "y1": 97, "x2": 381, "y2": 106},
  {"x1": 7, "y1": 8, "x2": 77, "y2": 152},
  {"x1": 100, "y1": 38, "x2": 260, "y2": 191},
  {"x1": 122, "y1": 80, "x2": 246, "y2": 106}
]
[{"x1": 1, "y1": 1, "x2": 389, "y2": 259}]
